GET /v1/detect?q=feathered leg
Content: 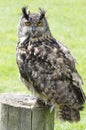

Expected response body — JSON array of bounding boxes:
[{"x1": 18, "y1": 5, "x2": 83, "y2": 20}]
[{"x1": 57, "y1": 105, "x2": 80, "y2": 122}]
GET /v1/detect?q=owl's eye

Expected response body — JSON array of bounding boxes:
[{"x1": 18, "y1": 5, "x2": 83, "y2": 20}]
[
  {"x1": 25, "y1": 21, "x2": 31, "y2": 26},
  {"x1": 37, "y1": 21, "x2": 43, "y2": 26}
]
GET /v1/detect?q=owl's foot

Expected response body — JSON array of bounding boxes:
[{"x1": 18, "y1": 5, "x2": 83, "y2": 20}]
[{"x1": 37, "y1": 98, "x2": 51, "y2": 107}]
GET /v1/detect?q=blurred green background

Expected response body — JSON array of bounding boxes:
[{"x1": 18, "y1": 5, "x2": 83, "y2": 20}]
[{"x1": 0, "y1": 0, "x2": 86, "y2": 130}]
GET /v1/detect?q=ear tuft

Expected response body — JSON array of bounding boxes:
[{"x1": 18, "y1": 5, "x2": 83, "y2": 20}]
[
  {"x1": 22, "y1": 7, "x2": 29, "y2": 20},
  {"x1": 39, "y1": 8, "x2": 46, "y2": 20}
]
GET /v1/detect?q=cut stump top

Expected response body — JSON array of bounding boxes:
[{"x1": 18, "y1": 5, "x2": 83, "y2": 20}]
[{"x1": 0, "y1": 93, "x2": 46, "y2": 109}]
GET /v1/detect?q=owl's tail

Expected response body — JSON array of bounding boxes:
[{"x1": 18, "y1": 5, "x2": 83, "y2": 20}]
[{"x1": 57, "y1": 105, "x2": 81, "y2": 122}]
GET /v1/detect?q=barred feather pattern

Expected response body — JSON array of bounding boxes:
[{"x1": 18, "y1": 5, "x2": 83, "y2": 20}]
[{"x1": 16, "y1": 34, "x2": 85, "y2": 122}]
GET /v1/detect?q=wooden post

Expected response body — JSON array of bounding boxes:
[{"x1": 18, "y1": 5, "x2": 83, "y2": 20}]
[{"x1": 0, "y1": 93, "x2": 55, "y2": 130}]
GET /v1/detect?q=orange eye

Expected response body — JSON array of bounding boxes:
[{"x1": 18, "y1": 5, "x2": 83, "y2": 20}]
[
  {"x1": 37, "y1": 21, "x2": 43, "y2": 26},
  {"x1": 25, "y1": 21, "x2": 31, "y2": 26}
]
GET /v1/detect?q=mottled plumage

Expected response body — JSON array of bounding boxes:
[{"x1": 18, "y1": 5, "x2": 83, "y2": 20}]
[{"x1": 16, "y1": 7, "x2": 85, "y2": 122}]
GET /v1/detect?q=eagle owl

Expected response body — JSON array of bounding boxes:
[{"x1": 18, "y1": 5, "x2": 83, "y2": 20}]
[{"x1": 16, "y1": 7, "x2": 85, "y2": 122}]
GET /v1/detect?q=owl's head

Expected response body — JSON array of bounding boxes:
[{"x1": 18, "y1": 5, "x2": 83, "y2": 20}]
[{"x1": 18, "y1": 7, "x2": 51, "y2": 41}]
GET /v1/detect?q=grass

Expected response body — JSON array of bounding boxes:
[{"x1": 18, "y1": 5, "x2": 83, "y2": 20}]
[{"x1": 0, "y1": 0, "x2": 86, "y2": 129}]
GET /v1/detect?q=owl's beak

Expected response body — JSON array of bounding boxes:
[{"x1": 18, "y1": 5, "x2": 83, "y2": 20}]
[{"x1": 32, "y1": 26, "x2": 36, "y2": 34}]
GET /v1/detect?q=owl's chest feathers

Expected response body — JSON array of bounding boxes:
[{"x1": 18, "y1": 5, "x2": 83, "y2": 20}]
[
  {"x1": 17, "y1": 36, "x2": 73, "y2": 80},
  {"x1": 17, "y1": 35, "x2": 54, "y2": 64}
]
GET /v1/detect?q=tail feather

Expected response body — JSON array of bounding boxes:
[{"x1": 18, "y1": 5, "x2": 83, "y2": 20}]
[{"x1": 57, "y1": 105, "x2": 80, "y2": 122}]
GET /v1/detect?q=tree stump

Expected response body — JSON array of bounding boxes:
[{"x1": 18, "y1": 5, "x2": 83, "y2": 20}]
[{"x1": 0, "y1": 93, "x2": 55, "y2": 130}]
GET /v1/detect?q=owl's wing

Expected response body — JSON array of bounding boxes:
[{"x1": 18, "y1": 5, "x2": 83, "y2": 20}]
[{"x1": 17, "y1": 38, "x2": 85, "y2": 108}]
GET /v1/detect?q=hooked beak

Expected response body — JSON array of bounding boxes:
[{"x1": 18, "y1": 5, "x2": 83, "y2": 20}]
[{"x1": 32, "y1": 26, "x2": 36, "y2": 34}]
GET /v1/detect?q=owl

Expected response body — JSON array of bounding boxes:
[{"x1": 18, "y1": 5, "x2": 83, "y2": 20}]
[{"x1": 16, "y1": 7, "x2": 85, "y2": 122}]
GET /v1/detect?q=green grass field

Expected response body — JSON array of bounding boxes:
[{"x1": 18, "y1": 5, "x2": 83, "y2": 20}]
[{"x1": 0, "y1": 0, "x2": 86, "y2": 129}]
